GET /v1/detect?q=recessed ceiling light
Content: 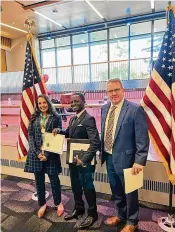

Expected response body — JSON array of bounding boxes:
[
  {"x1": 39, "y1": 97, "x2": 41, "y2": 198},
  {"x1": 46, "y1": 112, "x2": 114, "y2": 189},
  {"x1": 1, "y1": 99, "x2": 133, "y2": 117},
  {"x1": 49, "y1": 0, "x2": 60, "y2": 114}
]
[
  {"x1": 85, "y1": 0, "x2": 104, "y2": 19},
  {"x1": 34, "y1": 11, "x2": 63, "y2": 27},
  {"x1": 0, "y1": 22, "x2": 27, "y2": 33}
]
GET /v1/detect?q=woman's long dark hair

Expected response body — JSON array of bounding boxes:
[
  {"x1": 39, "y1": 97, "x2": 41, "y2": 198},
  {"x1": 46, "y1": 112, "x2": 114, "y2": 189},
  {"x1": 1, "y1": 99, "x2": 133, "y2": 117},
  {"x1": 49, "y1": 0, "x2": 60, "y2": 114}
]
[{"x1": 31, "y1": 94, "x2": 58, "y2": 121}]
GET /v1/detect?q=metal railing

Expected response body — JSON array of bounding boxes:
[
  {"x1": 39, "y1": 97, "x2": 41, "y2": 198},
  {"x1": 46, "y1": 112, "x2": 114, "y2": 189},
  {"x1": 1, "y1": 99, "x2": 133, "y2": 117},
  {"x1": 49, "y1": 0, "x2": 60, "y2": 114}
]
[{"x1": 41, "y1": 57, "x2": 151, "y2": 84}]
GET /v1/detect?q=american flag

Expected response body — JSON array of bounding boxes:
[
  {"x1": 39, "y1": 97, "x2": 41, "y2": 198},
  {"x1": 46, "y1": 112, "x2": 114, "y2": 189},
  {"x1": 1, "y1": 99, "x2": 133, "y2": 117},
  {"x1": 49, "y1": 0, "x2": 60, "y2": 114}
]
[
  {"x1": 141, "y1": 9, "x2": 175, "y2": 184},
  {"x1": 17, "y1": 38, "x2": 46, "y2": 160}
]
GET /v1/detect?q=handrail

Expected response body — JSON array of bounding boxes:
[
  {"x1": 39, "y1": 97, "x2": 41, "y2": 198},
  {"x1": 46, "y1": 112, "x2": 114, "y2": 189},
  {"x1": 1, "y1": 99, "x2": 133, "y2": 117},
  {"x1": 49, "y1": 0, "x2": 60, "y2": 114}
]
[
  {"x1": 0, "y1": 57, "x2": 152, "y2": 73},
  {"x1": 41, "y1": 57, "x2": 151, "y2": 69},
  {"x1": 1, "y1": 103, "x2": 104, "y2": 109}
]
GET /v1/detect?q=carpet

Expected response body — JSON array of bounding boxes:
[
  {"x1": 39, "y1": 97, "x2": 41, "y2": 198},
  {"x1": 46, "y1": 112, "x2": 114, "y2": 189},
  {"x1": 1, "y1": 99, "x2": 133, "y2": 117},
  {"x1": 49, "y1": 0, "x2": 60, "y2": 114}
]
[{"x1": 1, "y1": 175, "x2": 169, "y2": 232}]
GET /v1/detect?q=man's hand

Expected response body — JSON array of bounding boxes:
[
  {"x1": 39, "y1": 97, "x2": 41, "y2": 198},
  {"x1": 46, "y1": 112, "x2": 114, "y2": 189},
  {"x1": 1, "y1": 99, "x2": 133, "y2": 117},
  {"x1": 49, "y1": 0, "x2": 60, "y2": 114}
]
[
  {"x1": 97, "y1": 151, "x2": 101, "y2": 160},
  {"x1": 132, "y1": 163, "x2": 143, "y2": 175},
  {"x1": 52, "y1": 128, "x2": 60, "y2": 136},
  {"x1": 74, "y1": 155, "x2": 85, "y2": 166}
]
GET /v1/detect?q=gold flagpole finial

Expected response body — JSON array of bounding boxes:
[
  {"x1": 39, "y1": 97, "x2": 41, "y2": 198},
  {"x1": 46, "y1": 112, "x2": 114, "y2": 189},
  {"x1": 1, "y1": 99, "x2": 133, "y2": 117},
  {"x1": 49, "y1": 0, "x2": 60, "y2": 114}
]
[
  {"x1": 168, "y1": 1, "x2": 171, "y2": 6},
  {"x1": 24, "y1": 18, "x2": 35, "y2": 33},
  {"x1": 24, "y1": 18, "x2": 35, "y2": 41},
  {"x1": 166, "y1": 1, "x2": 175, "y2": 25}
]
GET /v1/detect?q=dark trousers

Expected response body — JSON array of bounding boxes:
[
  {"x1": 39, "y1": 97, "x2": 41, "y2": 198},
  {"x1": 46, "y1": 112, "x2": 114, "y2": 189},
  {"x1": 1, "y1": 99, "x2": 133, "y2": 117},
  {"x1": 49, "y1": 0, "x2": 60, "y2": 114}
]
[
  {"x1": 105, "y1": 154, "x2": 139, "y2": 225},
  {"x1": 34, "y1": 171, "x2": 61, "y2": 207},
  {"x1": 69, "y1": 164, "x2": 97, "y2": 217}
]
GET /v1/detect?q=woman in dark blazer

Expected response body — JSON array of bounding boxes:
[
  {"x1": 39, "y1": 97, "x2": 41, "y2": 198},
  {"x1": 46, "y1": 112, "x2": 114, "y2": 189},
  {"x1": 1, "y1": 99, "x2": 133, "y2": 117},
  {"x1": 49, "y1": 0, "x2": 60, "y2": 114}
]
[{"x1": 24, "y1": 94, "x2": 64, "y2": 218}]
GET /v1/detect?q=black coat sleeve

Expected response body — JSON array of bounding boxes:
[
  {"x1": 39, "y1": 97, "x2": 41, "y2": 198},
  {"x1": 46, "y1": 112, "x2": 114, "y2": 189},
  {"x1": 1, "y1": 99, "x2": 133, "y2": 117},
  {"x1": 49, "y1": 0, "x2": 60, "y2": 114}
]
[{"x1": 81, "y1": 116, "x2": 101, "y2": 164}]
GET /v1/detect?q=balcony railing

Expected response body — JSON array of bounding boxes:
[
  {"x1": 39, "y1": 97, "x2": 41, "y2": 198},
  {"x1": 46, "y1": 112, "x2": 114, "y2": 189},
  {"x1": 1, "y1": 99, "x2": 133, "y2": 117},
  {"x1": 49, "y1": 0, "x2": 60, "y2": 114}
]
[{"x1": 41, "y1": 57, "x2": 151, "y2": 84}]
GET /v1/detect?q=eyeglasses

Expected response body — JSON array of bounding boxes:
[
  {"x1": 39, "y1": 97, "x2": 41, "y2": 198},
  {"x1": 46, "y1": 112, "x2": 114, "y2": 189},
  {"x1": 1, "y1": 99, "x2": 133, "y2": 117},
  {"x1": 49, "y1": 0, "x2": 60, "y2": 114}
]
[{"x1": 106, "y1": 88, "x2": 122, "y2": 94}]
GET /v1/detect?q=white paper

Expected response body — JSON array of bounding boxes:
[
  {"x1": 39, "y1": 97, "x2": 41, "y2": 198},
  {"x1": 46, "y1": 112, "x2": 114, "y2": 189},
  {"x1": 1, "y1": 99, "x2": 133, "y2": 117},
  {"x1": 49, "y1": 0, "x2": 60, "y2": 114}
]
[
  {"x1": 42, "y1": 133, "x2": 65, "y2": 155},
  {"x1": 124, "y1": 168, "x2": 143, "y2": 194}
]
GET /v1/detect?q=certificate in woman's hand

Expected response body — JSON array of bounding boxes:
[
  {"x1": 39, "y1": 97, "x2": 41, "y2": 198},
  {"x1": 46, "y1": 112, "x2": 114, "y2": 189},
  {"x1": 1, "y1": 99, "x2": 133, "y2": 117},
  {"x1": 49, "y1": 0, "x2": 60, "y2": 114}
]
[{"x1": 42, "y1": 132, "x2": 65, "y2": 154}]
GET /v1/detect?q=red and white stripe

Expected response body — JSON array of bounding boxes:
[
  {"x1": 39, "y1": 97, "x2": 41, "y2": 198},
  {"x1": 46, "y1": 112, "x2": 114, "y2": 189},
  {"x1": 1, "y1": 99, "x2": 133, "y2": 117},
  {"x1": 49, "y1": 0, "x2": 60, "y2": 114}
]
[
  {"x1": 141, "y1": 69, "x2": 175, "y2": 179},
  {"x1": 17, "y1": 82, "x2": 46, "y2": 159}
]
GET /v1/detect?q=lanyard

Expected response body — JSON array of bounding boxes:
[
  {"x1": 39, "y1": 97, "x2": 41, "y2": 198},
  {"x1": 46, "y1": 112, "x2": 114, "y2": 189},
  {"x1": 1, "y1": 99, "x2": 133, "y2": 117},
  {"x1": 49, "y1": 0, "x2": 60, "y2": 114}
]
[{"x1": 40, "y1": 115, "x2": 49, "y2": 134}]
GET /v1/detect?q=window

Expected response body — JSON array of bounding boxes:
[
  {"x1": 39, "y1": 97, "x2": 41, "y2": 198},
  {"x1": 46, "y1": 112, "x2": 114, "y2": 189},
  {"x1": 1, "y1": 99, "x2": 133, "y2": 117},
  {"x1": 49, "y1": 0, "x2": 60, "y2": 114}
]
[
  {"x1": 153, "y1": 33, "x2": 164, "y2": 59},
  {"x1": 90, "y1": 30, "x2": 107, "y2": 42},
  {"x1": 110, "y1": 39, "x2": 128, "y2": 61},
  {"x1": 73, "y1": 45, "x2": 89, "y2": 64},
  {"x1": 109, "y1": 26, "x2": 129, "y2": 81},
  {"x1": 55, "y1": 36, "x2": 70, "y2": 47},
  {"x1": 154, "y1": 19, "x2": 166, "y2": 32},
  {"x1": 40, "y1": 39, "x2": 54, "y2": 49},
  {"x1": 57, "y1": 47, "x2": 71, "y2": 66},
  {"x1": 110, "y1": 26, "x2": 128, "y2": 39},
  {"x1": 73, "y1": 34, "x2": 88, "y2": 44},
  {"x1": 41, "y1": 50, "x2": 56, "y2": 84},
  {"x1": 130, "y1": 35, "x2": 151, "y2": 59},
  {"x1": 109, "y1": 25, "x2": 129, "y2": 61},
  {"x1": 41, "y1": 50, "x2": 56, "y2": 68},
  {"x1": 91, "y1": 41, "x2": 107, "y2": 63},
  {"x1": 131, "y1": 22, "x2": 151, "y2": 36},
  {"x1": 130, "y1": 35, "x2": 151, "y2": 79}
]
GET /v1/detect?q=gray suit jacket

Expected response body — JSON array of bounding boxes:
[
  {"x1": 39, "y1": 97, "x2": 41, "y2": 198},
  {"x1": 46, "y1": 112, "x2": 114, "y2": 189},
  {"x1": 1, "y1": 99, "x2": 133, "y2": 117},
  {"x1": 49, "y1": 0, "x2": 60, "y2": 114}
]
[{"x1": 101, "y1": 99, "x2": 149, "y2": 173}]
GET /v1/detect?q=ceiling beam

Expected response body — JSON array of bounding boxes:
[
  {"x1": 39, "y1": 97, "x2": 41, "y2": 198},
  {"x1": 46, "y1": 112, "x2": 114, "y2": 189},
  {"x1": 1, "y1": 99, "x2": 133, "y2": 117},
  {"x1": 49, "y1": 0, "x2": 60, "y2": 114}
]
[{"x1": 15, "y1": 1, "x2": 61, "y2": 10}]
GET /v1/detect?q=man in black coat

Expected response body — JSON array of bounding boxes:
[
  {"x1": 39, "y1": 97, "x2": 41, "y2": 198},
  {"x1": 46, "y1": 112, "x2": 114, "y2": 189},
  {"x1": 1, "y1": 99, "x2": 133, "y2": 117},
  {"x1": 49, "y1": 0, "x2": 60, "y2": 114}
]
[{"x1": 53, "y1": 92, "x2": 100, "y2": 229}]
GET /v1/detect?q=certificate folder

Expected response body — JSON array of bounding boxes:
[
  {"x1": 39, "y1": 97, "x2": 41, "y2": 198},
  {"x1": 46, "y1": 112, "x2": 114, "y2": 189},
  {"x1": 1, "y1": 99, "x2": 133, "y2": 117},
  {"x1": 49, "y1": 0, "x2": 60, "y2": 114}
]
[
  {"x1": 42, "y1": 132, "x2": 65, "y2": 154},
  {"x1": 67, "y1": 139, "x2": 95, "y2": 165}
]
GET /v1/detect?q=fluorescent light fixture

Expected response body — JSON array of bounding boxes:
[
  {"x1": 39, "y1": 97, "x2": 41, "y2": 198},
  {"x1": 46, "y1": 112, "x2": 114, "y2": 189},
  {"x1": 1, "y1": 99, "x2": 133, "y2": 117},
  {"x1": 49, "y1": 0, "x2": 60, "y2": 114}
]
[
  {"x1": 150, "y1": 0, "x2": 154, "y2": 9},
  {"x1": 0, "y1": 22, "x2": 27, "y2": 33},
  {"x1": 85, "y1": 0, "x2": 104, "y2": 19},
  {"x1": 35, "y1": 11, "x2": 63, "y2": 27}
]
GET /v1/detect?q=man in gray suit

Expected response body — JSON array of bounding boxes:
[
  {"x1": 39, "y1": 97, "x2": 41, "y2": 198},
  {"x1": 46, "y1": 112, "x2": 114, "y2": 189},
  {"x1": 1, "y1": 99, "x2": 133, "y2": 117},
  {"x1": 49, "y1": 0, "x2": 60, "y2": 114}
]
[{"x1": 101, "y1": 78, "x2": 149, "y2": 232}]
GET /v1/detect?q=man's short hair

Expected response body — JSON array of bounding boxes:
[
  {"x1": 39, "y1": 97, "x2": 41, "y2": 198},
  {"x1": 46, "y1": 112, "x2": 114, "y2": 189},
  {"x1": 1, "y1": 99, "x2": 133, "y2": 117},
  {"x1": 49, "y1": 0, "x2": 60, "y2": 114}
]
[
  {"x1": 72, "y1": 92, "x2": 85, "y2": 102},
  {"x1": 107, "y1": 78, "x2": 124, "y2": 88}
]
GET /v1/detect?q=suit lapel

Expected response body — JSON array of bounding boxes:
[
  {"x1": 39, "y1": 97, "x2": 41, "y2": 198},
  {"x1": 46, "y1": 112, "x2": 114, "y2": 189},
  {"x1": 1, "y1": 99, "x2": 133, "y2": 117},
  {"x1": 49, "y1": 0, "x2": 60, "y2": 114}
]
[
  {"x1": 114, "y1": 99, "x2": 129, "y2": 141},
  {"x1": 101, "y1": 103, "x2": 111, "y2": 139},
  {"x1": 70, "y1": 110, "x2": 87, "y2": 137}
]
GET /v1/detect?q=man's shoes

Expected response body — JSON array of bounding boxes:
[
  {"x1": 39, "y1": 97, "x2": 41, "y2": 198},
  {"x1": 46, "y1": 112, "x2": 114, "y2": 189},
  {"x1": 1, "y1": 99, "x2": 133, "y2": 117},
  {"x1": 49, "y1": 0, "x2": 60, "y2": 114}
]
[
  {"x1": 64, "y1": 210, "x2": 84, "y2": 220},
  {"x1": 121, "y1": 224, "x2": 138, "y2": 232},
  {"x1": 78, "y1": 215, "x2": 98, "y2": 229},
  {"x1": 104, "y1": 216, "x2": 121, "y2": 227}
]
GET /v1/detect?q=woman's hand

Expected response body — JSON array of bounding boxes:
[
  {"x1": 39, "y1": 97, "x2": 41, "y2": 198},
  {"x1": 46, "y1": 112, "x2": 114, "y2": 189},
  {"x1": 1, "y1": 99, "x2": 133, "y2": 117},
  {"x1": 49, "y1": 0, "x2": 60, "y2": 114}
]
[
  {"x1": 52, "y1": 128, "x2": 60, "y2": 136},
  {"x1": 38, "y1": 153, "x2": 43, "y2": 159},
  {"x1": 39, "y1": 155, "x2": 47, "y2": 162}
]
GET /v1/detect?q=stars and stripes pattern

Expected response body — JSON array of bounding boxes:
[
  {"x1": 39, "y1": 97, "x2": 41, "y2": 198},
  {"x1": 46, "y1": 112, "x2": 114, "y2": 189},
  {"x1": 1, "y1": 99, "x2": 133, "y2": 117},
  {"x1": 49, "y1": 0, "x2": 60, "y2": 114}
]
[
  {"x1": 141, "y1": 9, "x2": 175, "y2": 184},
  {"x1": 17, "y1": 38, "x2": 46, "y2": 160}
]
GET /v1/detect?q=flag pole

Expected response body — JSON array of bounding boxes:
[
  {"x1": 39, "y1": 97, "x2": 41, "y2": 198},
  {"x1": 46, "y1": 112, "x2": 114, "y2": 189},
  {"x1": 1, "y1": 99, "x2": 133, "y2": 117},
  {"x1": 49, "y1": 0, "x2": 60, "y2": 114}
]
[
  {"x1": 24, "y1": 18, "x2": 50, "y2": 201},
  {"x1": 158, "y1": 182, "x2": 175, "y2": 231}
]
